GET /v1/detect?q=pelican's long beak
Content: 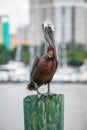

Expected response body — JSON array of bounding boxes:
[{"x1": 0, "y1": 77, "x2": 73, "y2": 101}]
[{"x1": 42, "y1": 20, "x2": 55, "y2": 48}]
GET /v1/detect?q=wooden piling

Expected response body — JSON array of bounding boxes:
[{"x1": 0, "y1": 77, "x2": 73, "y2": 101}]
[{"x1": 23, "y1": 94, "x2": 64, "y2": 130}]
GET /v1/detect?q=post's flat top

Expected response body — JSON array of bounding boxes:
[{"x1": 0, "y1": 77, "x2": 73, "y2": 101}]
[{"x1": 24, "y1": 94, "x2": 64, "y2": 102}]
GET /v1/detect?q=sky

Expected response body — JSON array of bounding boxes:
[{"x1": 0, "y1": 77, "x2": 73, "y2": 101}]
[{"x1": 0, "y1": 0, "x2": 30, "y2": 34}]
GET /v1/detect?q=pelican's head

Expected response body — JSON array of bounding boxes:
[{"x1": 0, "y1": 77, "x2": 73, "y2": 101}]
[
  {"x1": 42, "y1": 20, "x2": 55, "y2": 48},
  {"x1": 42, "y1": 20, "x2": 54, "y2": 33}
]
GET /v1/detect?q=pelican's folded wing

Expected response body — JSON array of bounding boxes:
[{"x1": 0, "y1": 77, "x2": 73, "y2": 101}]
[{"x1": 30, "y1": 56, "x2": 40, "y2": 80}]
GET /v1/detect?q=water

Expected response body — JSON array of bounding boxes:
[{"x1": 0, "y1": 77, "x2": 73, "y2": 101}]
[{"x1": 0, "y1": 82, "x2": 87, "y2": 130}]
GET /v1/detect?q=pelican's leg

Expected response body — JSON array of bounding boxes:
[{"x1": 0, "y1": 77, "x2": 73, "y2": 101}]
[
  {"x1": 47, "y1": 83, "x2": 54, "y2": 96},
  {"x1": 47, "y1": 83, "x2": 50, "y2": 94},
  {"x1": 32, "y1": 81, "x2": 42, "y2": 99}
]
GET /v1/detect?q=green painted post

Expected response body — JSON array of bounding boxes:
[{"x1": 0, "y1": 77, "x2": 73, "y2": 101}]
[{"x1": 23, "y1": 94, "x2": 64, "y2": 130}]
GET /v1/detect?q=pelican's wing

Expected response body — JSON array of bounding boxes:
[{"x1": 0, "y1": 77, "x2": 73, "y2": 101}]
[{"x1": 30, "y1": 56, "x2": 40, "y2": 80}]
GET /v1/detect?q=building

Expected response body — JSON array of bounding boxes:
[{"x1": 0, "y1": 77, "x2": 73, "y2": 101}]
[
  {"x1": 29, "y1": 0, "x2": 87, "y2": 49},
  {"x1": 29, "y1": 0, "x2": 55, "y2": 46}
]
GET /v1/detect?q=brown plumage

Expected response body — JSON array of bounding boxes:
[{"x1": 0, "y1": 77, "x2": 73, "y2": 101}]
[{"x1": 27, "y1": 21, "x2": 58, "y2": 95}]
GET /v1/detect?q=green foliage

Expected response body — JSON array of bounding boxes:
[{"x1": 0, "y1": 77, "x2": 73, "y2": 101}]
[
  {"x1": 66, "y1": 42, "x2": 85, "y2": 51},
  {"x1": 23, "y1": 94, "x2": 64, "y2": 130},
  {"x1": 0, "y1": 45, "x2": 16, "y2": 64},
  {"x1": 40, "y1": 42, "x2": 45, "y2": 56},
  {"x1": 21, "y1": 46, "x2": 30, "y2": 64},
  {"x1": 1, "y1": 42, "x2": 87, "y2": 66},
  {"x1": 0, "y1": 44, "x2": 29, "y2": 65},
  {"x1": 67, "y1": 49, "x2": 87, "y2": 66}
]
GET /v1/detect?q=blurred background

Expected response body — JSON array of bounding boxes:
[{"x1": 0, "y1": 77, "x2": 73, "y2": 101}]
[
  {"x1": 0, "y1": 0, "x2": 87, "y2": 130},
  {"x1": 0, "y1": 0, "x2": 87, "y2": 82}
]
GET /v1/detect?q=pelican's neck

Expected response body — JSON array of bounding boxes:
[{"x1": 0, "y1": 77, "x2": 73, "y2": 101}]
[{"x1": 46, "y1": 46, "x2": 57, "y2": 59}]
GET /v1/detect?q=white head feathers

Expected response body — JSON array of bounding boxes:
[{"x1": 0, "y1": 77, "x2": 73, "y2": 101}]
[{"x1": 43, "y1": 20, "x2": 54, "y2": 31}]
